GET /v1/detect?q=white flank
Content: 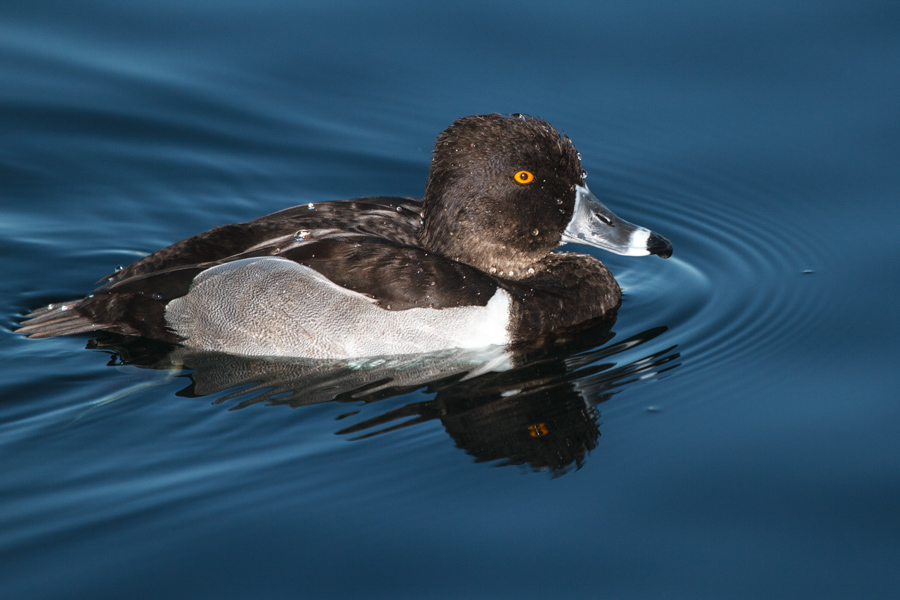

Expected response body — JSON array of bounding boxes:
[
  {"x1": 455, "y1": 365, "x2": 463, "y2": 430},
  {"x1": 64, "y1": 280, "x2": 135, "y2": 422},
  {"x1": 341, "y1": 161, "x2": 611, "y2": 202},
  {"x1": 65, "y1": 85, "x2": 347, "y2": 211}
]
[{"x1": 165, "y1": 257, "x2": 511, "y2": 358}]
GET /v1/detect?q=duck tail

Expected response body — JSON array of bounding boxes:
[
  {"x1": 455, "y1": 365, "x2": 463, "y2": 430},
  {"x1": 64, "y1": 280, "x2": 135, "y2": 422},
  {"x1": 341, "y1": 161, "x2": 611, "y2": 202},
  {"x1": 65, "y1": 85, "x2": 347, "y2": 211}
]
[{"x1": 16, "y1": 302, "x2": 102, "y2": 338}]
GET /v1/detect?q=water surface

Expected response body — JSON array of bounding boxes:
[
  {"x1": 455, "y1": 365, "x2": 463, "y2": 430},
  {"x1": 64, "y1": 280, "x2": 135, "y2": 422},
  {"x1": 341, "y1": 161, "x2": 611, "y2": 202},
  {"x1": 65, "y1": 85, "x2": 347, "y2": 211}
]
[{"x1": 2, "y1": 1, "x2": 899, "y2": 599}]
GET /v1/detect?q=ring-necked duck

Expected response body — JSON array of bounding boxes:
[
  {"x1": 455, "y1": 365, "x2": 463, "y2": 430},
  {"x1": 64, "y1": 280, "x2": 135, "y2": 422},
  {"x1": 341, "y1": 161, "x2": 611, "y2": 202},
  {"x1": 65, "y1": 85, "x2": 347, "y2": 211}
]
[{"x1": 18, "y1": 114, "x2": 672, "y2": 357}]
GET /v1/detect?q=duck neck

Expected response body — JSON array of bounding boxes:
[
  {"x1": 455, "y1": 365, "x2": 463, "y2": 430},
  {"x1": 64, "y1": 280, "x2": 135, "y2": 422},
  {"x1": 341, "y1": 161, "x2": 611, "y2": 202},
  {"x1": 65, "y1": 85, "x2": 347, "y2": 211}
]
[{"x1": 417, "y1": 218, "x2": 546, "y2": 281}]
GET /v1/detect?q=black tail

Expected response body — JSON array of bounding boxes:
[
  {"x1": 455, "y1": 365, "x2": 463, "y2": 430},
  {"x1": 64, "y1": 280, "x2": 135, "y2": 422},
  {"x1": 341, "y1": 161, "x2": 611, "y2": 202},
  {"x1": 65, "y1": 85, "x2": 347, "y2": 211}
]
[{"x1": 17, "y1": 302, "x2": 103, "y2": 338}]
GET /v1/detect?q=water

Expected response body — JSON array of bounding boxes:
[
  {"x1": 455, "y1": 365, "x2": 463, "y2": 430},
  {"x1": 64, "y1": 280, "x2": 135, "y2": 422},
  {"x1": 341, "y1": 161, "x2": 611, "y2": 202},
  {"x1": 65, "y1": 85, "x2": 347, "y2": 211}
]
[{"x1": 2, "y1": 1, "x2": 899, "y2": 598}]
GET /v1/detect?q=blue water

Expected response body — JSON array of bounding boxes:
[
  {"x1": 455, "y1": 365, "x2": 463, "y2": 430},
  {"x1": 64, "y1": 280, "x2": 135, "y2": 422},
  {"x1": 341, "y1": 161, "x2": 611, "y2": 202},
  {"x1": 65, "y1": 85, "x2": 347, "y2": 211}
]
[{"x1": 2, "y1": 1, "x2": 899, "y2": 598}]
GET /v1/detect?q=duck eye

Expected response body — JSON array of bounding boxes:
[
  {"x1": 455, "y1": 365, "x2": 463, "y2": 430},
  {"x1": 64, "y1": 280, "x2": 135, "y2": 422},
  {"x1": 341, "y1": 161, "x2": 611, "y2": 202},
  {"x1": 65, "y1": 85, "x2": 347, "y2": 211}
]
[{"x1": 514, "y1": 170, "x2": 535, "y2": 184}]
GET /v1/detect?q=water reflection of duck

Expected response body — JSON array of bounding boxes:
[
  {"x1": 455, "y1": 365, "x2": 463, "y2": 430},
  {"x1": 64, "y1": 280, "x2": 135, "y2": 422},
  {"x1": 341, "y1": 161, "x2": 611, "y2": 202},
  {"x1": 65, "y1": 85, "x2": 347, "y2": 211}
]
[
  {"x1": 20, "y1": 114, "x2": 671, "y2": 357},
  {"x1": 336, "y1": 327, "x2": 679, "y2": 475},
  {"x1": 90, "y1": 323, "x2": 679, "y2": 475}
]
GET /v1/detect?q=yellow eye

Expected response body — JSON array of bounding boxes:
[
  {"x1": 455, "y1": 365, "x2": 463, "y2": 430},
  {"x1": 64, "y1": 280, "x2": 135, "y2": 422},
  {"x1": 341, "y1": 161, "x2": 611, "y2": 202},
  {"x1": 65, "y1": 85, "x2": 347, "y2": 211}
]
[
  {"x1": 514, "y1": 170, "x2": 535, "y2": 184},
  {"x1": 528, "y1": 422, "x2": 549, "y2": 437}
]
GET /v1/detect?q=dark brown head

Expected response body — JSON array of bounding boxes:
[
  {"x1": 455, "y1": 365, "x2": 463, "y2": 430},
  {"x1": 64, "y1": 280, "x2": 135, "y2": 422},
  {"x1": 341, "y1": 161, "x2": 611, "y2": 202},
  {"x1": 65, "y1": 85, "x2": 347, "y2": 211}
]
[
  {"x1": 417, "y1": 114, "x2": 672, "y2": 278},
  {"x1": 418, "y1": 114, "x2": 585, "y2": 278}
]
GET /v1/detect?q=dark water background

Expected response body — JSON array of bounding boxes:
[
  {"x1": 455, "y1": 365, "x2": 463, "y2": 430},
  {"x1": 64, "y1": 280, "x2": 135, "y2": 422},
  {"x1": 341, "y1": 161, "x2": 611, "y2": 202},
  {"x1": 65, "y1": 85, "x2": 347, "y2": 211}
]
[{"x1": 2, "y1": 1, "x2": 899, "y2": 598}]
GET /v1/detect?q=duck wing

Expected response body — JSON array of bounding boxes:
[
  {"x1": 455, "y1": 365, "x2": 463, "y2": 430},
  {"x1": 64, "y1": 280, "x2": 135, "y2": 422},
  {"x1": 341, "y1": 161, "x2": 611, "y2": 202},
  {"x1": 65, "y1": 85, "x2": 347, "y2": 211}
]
[{"x1": 104, "y1": 196, "x2": 423, "y2": 284}]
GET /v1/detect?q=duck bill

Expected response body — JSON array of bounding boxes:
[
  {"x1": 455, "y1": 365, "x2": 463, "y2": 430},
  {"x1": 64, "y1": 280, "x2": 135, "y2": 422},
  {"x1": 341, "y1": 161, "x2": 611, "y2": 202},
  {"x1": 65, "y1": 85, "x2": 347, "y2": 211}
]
[{"x1": 561, "y1": 184, "x2": 673, "y2": 258}]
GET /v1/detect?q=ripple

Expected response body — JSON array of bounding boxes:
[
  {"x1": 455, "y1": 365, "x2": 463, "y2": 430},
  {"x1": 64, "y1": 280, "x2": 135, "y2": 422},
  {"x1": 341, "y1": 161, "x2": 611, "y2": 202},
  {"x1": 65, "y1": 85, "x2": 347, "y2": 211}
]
[{"x1": 596, "y1": 159, "x2": 831, "y2": 382}]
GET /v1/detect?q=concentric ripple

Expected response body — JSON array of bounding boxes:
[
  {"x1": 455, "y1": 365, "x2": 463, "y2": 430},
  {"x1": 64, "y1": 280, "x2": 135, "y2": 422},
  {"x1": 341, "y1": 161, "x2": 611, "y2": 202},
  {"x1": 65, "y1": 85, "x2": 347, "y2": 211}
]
[{"x1": 595, "y1": 161, "x2": 832, "y2": 384}]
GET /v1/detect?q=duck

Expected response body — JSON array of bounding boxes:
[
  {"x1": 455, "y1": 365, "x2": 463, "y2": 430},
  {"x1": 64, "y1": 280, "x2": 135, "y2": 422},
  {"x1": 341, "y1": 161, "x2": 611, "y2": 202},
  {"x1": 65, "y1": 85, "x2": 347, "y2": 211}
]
[{"x1": 18, "y1": 114, "x2": 672, "y2": 358}]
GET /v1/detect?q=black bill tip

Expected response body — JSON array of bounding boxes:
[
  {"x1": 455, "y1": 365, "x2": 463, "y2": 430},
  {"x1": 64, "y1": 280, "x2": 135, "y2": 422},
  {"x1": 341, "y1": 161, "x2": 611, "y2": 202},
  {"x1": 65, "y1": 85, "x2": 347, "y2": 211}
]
[{"x1": 647, "y1": 232, "x2": 673, "y2": 259}]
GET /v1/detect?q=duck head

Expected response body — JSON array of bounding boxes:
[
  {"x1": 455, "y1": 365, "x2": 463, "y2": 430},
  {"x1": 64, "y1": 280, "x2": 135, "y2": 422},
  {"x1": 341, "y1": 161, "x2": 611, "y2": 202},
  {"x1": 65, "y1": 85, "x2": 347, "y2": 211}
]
[{"x1": 418, "y1": 114, "x2": 672, "y2": 279}]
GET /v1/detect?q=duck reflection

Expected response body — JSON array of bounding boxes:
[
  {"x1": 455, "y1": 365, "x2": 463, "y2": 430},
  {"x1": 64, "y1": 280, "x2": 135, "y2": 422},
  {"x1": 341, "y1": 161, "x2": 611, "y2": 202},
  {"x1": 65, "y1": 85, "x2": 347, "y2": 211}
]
[{"x1": 89, "y1": 319, "x2": 679, "y2": 476}]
